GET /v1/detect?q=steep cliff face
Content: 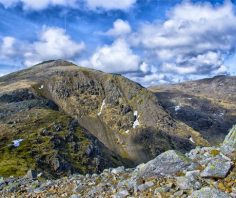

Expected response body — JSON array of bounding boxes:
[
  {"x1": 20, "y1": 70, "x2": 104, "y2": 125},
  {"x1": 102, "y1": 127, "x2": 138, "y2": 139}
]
[
  {"x1": 0, "y1": 60, "x2": 208, "y2": 177},
  {"x1": 150, "y1": 75, "x2": 236, "y2": 145}
]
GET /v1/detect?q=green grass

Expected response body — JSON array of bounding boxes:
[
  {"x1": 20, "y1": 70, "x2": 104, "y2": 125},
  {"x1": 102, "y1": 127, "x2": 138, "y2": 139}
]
[{"x1": 0, "y1": 108, "x2": 95, "y2": 178}]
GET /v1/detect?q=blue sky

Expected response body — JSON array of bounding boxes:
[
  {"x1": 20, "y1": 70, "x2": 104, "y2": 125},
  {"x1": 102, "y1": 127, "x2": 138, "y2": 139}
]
[{"x1": 0, "y1": 0, "x2": 235, "y2": 86}]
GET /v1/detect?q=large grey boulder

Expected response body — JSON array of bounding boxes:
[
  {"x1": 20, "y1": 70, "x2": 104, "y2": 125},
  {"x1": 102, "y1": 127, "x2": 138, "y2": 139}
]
[
  {"x1": 136, "y1": 150, "x2": 192, "y2": 178},
  {"x1": 189, "y1": 187, "x2": 230, "y2": 198},
  {"x1": 200, "y1": 159, "x2": 232, "y2": 179}
]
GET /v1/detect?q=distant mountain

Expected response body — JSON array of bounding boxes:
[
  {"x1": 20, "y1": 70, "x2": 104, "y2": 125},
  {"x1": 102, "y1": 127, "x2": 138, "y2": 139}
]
[
  {"x1": 0, "y1": 60, "x2": 225, "y2": 178},
  {"x1": 150, "y1": 75, "x2": 236, "y2": 145}
]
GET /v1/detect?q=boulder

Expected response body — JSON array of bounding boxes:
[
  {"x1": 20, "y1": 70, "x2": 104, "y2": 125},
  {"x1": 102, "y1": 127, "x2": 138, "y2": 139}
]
[
  {"x1": 137, "y1": 150, "x2": 192, "y2": 178},
  {"x1": 200, "y1": 159, "x2": 232, "y2": 179},
  {"x1": 176, "y1": 170, "x2": 201, "y2": 190},
  {"x1": 189, "y1": 187, "x2": 230, "y2": 198}
]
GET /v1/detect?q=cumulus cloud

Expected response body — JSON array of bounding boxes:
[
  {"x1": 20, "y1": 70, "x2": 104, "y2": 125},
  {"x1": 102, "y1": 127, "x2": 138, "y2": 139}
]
[
  {"x1": 105, "y1": 19, "x2": 131, "y2": 37},
  {"x1": 85, "y1": 0, "x2": 136, "y2": 10},
  {"x1": 24, "y1": 27, "x2": 85, "y2": 66},
  {"x1": 131, "y1": 1, "x2": 236, "y2": 78},
  {"x1": 0, "y1": 37, "x2": 17, "y2": 59},
  {"x1": 0, "y1": 0, "x2": 77, "y2": 10},
  {"x1": 0, "y1": 0, "x2": 136, "y2": 10},
  {"x1": 0, "y1": 27, "x2": 85, "y2": 67},
  {"x1": 79, "y1": 39, "x2": 140, "y2": 73}
]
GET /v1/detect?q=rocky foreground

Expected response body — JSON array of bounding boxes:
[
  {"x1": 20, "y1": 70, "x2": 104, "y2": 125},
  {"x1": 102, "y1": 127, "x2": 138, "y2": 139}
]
[{"x1": 0, "y1": 126, "x2": 236, "y2": 198}]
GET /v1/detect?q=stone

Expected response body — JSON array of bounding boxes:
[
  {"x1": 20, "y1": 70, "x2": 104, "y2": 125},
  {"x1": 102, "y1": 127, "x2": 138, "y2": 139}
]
[
  {"x1": 154, "y1": 190, "x2": 162, "y2": 198},
  {"x1": 73, "y1": 184, "x2": 83, "y2": 193},
  {"x1": 176, "y1": 170, "x2": 201, "y2": 190},
  {"x1": 174, "y1": 190, "x2": 184, "y2": 196},
  {"x1": 111, "y1": 166, "x2": 125, "y2": 174},
  {"x1": 116, "y1": 189, "x2": 129, "y2": 198},
  {"x1": 200, "y1": 159, "x2": 232, "y2": 179},
  {"x1": 189, "y1": 187, "x2": 230, "y2": 198},
  {"x1": 25, "y1": 169, "x2": 37, "y2": 179},
  {"x1": 70, "y1": 195, "x2": 81, "y2": 198},
  {"x1": 137, "y1": 150, "x2": 192, "y2": 178},
  {"x1": 137, "y1": 181, "x2": 154, "y2": 192}
]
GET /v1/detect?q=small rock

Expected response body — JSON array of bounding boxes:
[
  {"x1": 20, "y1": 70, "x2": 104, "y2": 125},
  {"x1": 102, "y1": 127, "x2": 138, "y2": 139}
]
[
  {"x1": 174, "y1": 190, "x2": 184, "y2": 196},
  {"x1": 111, "y1": 166, "x2": 125, "y2": 174},
  {"x1": 116, "y1": 189, "x2": 129, "y2": 198},
  {"x1": 70, "y1": 194, "x2": 81, "y2": 198},
  {"x1": 154, "y1": 190, "x2": 162, "y2": 198},
  {"x1": 137, "y1": 181, "x2": 154, "y2": 192}
]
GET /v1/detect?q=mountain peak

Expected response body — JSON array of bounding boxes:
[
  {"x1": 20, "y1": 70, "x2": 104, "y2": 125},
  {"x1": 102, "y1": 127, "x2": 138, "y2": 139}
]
[{"x1": 35, "y1": 59, "x2": 75, "y2": 68}]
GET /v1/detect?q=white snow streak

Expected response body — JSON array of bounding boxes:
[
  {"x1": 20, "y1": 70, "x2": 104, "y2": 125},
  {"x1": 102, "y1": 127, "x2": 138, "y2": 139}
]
[
  {"x1": 133, "y1": 110, "x2": 140, "y2": 129},
  {"x1": 98, "y1": 99, "x2": 106, "y2": 116}
]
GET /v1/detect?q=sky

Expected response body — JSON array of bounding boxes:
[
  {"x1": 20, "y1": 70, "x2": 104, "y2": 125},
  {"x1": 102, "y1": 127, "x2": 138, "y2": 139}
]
[{"x1": 0, "y1": 0, "x2": 236, "y2": 86}]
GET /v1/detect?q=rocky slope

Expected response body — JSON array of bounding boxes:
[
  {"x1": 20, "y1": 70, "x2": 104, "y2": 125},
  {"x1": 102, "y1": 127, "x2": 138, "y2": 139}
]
[
  {"x1": 150, "y1": 75, "x2": 236, "y2": 145},
  {"x1": 0, "y1": 60, "x2": 210, "y2": 178},
  {"x1": 0, "y1": 125, "x2": 235, "y2": 198}
]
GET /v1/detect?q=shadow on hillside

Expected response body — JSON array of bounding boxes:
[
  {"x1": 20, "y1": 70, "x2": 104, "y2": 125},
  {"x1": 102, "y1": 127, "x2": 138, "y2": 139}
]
[{"x1": 154, "y1": 91, "x2": 236, "y2": 145}]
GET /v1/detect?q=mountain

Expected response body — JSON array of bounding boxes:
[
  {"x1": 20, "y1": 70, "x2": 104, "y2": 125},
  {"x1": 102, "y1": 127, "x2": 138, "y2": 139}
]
[
  {"x1": 149, "y1": 75, "x2": 236, "y2": 145},
  {"x1": 0, "y1": 60, "x2": 210, "y2": 178}
]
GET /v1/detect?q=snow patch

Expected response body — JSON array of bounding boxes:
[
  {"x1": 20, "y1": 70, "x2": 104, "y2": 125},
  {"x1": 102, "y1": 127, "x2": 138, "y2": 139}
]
[
  {"x1": 175, "y1": 106, "x2": 181, "y2": 112},
  {"x1": 125, "y1": 130, "x2": 130, "y2": 134},
  {"x1": 189, "y1": 137, "x2": 195, "y2": 144},
  {"x1": 12, "y1": 139, "x2": 24, "y2": 147},
  {"x1": 133, "y1": 111, "x2": 140, "y2": 129},
  {"x1": 39, "y1": 85, "x2": 44, "y2": 90},
  {"x1": 98, "y1": 99, "x2": 106, "y2": 116},
  {"x1": 187, "y1": 98, "x2": 192, "y2": 100},
  {"x1": 219, "y1": 112, "x2": 224, "y2": 117}
]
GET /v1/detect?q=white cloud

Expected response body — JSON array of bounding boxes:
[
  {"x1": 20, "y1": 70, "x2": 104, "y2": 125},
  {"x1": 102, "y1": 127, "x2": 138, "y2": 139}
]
[
  {"x1": 0, "y1": 0, "x2": 77, "y2": 10},
  {"x1": 79, "y1": 39, "x2": 140, "y2": 73},
  {"x1": 24, "y1": 27, "x2": 85, "y2": 66},
  {"x1": 0, "y1": 37, "x2": 17, "y2": 59},
  {"x1": 140, "y1": 62, "x2": 149, "y2": 73},
  {"x1": 0, "y1": 0, "x2": 136, "y2": 10},
  {"x1": 105, "y1": 19, "x2": 131, "y2": 37},
  {"x1": 85, "y1": 0, "x2": 136, "y2": 10},
  {"x1": 131, "y1": 2, "x2": 236, "y2": 77}
]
